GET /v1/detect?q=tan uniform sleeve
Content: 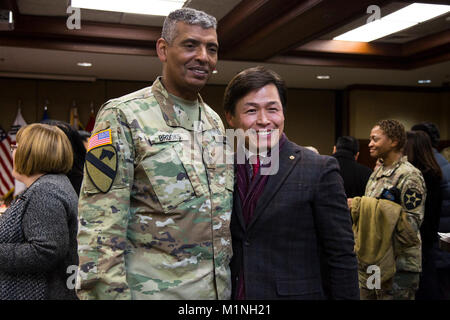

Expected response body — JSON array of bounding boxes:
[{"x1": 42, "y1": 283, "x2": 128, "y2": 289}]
[
  {"x1": 76, "y1": 103, "x2": 135, "y2": 300},
  {"x1": 395, "y1": 170, "x2": 426, "y2": 272},
  {"x1": 399, "y1": 172, "x2": 426, "y2": 232}
]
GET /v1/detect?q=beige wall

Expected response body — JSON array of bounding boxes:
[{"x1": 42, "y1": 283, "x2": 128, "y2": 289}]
[
  {"x1": 349, "y1": 89, "x2": 449, "y2": 140},
  {"x1": 0, "y1": 78, "x2": 337, "y2": 155},
  {"x1": 0, "y1": 78, "x2": 151, "y2": 132},
  {"x1": 202, "y1": 85, "x2": 336, "y2": 155},
  {"x1": 284, "y1": 89, "x2": 335, "y2": 155},
  {"x1": 3, "y1": 77, "x2": 446, "y2": 156}
]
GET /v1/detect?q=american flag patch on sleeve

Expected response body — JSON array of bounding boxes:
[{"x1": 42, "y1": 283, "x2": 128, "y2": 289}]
[{"x1": 87, "y1": 129, "x2": 112, "y2": 151}]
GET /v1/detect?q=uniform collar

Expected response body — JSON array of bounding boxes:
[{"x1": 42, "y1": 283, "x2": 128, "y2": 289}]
[
  {"x1": 151, "y1": 77, "x2": 216, "y2": 131},
  {"x1": 376, "y1": 155, "x2": 408, "y2": 178}
]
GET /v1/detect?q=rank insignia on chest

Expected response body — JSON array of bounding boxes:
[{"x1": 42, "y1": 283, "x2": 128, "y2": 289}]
[
  {"x1": 403, "y1": 188, "x2": 423, "y2": 210},
  {"x1": 85, "y1": 145, "x2": 118, "y2": 193}
]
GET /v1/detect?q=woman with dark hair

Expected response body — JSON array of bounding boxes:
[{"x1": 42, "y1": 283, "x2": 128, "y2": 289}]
[
  {"x1": 42, "y1": 120, "x2": 86, "y2": 195},
  {"x1": 404, "y1": 130, "x2": 443, "y2": 300}
]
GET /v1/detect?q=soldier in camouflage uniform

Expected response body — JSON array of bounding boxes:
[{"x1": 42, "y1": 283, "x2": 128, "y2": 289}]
[
  {"x1": 76, "y1": 8, "x2": 234, "y2": 300},
  {"x1": 356, "y1": 119, "x2": 426, "y2": 300}
]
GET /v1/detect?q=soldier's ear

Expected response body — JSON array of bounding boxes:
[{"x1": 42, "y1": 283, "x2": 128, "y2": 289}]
[
  {"x1": 391, "y1": 139, "x2": 399, "y2": 149},
  {"x1": 156, "y1": 38, "x2": 168, "y2": 63}
]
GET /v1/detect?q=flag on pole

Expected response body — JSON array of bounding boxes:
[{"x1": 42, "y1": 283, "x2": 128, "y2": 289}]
[
  {"x1": 85, "y1": 108, "x2": 96, "y2": 132},
  {"x1": 69, "y1": 107, "x2": 79, "y2": 129},
  {"x1": 0, "y1": 127, "x2": 14, "y2": 199},
  {"x1": 41, "y1": 106, "x2": 50, "y2": 122},
  {"x1": 8, "y1": 108, "x2": 27, "y2": 197}
]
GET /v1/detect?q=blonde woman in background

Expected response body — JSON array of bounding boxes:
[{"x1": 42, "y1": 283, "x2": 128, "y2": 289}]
[{"x1": 0, "y1": 123, "x2": 79, "y2": 300}]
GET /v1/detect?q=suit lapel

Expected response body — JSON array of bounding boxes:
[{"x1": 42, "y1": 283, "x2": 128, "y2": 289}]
[{"x1": 246, "y1": 140, "x2": 302, "y2": 231}]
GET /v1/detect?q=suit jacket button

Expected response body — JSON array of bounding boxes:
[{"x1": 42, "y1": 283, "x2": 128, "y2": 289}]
[{"x1": 244, "y1": 241, "x2": 250, "y2": 246}]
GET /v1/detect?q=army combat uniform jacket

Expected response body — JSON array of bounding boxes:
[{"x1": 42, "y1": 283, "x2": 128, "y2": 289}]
[
  {"x1": 365, "y1": 156, "x2": 426, "y2": 274},
  {"x1": 76, "y1": 77, "x2": 234, "y2": 300}
]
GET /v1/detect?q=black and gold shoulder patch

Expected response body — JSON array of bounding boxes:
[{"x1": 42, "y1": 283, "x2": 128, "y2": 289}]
[
  {"x1": 403, "y1": 188, "x2": 423, "y2": 210},
  {"x1": 85, "y1": 145, "x2": 118, "y2": 193}
]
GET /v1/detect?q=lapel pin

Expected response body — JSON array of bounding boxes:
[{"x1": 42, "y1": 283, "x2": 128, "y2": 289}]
[{"x1": 289, "y1": 155, "x2": 295, "y2": 160}]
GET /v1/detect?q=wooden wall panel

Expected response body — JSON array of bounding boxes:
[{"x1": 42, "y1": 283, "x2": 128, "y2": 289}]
[{"x1": 0, "y1": 78, "x2": 37, "y2": 130}]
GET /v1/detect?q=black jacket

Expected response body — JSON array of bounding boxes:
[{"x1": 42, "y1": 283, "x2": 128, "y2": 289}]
[
  {"x1": 434, "y1": 150, "x2": 450, "y2": 269},
  {"x1": 0, "y1": 174, "x2": 79, "y2": 300},
  {"x1": 333, "y1": 150, "x2": 372, "y2": 198},
  {"x1": 230, "y1": 140, "x2": 359, "y2": 300}
]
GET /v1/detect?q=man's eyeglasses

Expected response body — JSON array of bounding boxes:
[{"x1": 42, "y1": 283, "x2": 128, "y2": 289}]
[{"x1": 10, "y1": 144, "x2": 17, "y2": 153}]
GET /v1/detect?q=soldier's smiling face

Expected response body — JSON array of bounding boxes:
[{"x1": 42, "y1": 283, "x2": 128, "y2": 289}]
[
  {"x1": 157, "y1": 22, "x2": 218, "y2": 100},
  {"x1": 368, "y1": 126, "x2": 398, "y2": 160}
]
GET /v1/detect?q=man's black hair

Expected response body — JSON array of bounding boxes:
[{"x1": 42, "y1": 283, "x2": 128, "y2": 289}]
[{"x1": 336, "y1": 136, "x2": 359, "y2": 156}]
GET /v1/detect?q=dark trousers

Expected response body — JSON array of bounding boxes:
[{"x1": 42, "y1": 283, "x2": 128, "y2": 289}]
[
  {"x1": 437, "y1": 268, "x2": 450, "y2": 300},
  {"x1": 416, "y1": 249, "x2": 440, "y2": 300}
]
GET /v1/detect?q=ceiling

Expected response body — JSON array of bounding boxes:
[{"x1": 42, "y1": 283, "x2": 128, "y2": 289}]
[{"x1": 0, "y1": 0, "x2": 449, "y2": 89}]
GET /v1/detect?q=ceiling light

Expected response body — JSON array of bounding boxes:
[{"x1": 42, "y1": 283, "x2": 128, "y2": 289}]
[
  {"x1": 212, "y1": 69, "x2": 218, "y2": 74},
  {"x1": 333, "y1": 3, "x2": 450, "y2": 42},
  {"x1": 316, "y1": 75, "x2": 330, "y2": 80},
  {"x1": 71, "y1": 0, "x2": 186, "y2": 16},
  {"x1": 418, "y1": 79, "x2": 431, "y2": 84},
  {"x1": 77, "y1": 62, "x2": 92, "y2": 67}
]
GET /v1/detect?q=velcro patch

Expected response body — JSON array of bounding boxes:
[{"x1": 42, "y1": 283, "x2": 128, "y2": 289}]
[
  {"x1": 85, "y1": 145, "x2": 118, "y2": 193},
  {"x1": 403, "y1": 188, "x2": 423, "y2": 210},
  {"x1": 87, "y1": 129, "x2": 112, "y2": 152},
  {"x1": 149, "y1": 132, "x2": 189, "y2": 144}
]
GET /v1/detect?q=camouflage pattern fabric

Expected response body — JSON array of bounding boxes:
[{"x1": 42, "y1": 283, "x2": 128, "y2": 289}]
[
  {"x1": 76, "y1": 77, "x2": 234, "y2": 300},
  {"x1": 392, "y1": 271, "x2": 420, "y2": 300},
  {"x1": 364, "y1": 156, "x2": 426, "y2": 298}
]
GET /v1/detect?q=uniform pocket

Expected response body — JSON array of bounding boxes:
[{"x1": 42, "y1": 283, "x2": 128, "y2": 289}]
[
  {"x1": 142, "y1": 143, "x2": 200, "y2": 213},
  {"x1": 203, "y1": 132, "x2": 234, "y2": 195}
]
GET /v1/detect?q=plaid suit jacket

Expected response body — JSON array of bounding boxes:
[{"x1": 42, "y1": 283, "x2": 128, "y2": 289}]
[{"x1": 230, "y1": 139, "x2": 360, "y2": 300}]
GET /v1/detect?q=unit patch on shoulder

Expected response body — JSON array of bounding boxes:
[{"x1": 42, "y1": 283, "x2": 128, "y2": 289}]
[
  {"x1": 403, "y1": 188, "x2": 423, "y2": 210},
  {"x1": 85, "y1": 144, "x2": 118, "y2": 193}
]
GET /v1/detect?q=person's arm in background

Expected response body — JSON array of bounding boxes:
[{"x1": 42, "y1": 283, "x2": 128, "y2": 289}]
[
  {"x1": 0, "y1": 185, "x2": 70, "y2": 273},
  {"x1": 76, "y1": 104, "x2": 135, "y2": 300}
]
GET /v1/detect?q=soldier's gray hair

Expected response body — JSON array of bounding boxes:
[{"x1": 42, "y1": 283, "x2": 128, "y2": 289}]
[{"x1": 162, "y1": 8, "x2": 217, "y2": 44}]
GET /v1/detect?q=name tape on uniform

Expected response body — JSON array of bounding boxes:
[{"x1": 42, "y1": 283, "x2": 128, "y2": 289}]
[{"x1": 149, "y1": 132, "x2": 189, "y2": 144}]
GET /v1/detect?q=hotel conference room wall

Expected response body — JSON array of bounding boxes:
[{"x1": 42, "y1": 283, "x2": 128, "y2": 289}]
[
  {"x1": 1, "y1": 77, "x2": 447, "y2": 157},
  {"x1": 349, "y1": 89, "x2": 449, "y2": 140},
  {"x1": 0, "y1": 78, "x2": 337, "y2": 155}
]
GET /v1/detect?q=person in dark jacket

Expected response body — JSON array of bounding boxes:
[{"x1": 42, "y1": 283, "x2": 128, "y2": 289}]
[
  {"x1": 0, "y1": 123, "x2": 79, "y2": 300},
  {"x1": 332, "y1": 136, "x2": 372, "y2": 198},
  {"x1": 224, "y1": 66, "x2": 359, "y2": 300},
  {"x1": 404, "y1": 130, "x2": 443, "y2": 300},
  {"x1": 42, "y1": 120, "x2": 86, "y2": 196},
  {"x1": 412, "y1": 122, "x2": 450, "y2": 299}
]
